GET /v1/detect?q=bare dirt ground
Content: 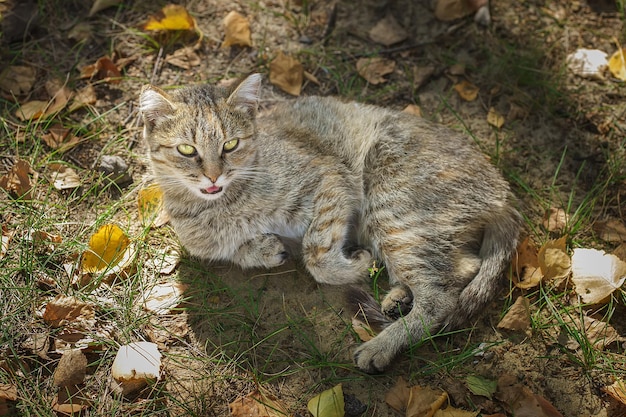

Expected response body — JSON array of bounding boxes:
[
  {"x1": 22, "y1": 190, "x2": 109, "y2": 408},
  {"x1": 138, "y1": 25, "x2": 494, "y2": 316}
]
[{"x1": 1, "y1": 0, "x2": 626, "y2": 416}]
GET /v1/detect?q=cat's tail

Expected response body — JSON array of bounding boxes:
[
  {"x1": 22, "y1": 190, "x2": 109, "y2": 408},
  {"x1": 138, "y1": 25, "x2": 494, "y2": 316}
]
[
  {"x1": 345, "y1": 286, "x2": 392, "y2": 333},
  {"x1": 448, "y1": 203, "x2": 522, "y2": 328}
]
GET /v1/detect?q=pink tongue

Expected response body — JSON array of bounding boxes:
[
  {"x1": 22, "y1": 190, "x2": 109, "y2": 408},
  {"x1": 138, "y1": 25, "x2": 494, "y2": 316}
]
[{"x1": 204, "y1": 185, "x2": 221, "y2": 194}]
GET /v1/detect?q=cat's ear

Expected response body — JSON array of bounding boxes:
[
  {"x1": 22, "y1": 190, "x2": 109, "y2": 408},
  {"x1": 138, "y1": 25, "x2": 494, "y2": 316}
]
[
  {"x1": 140, "y1": 85, "x2": 176, "y2": 128},
  {"x1": 226, "y1": 73, "x2": 261, "y2": 115}
]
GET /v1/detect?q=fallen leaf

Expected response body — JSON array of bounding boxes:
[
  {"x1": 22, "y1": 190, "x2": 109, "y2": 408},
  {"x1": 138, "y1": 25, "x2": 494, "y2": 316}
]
[
  {"x1": 27, "y1": 229, "x2": 63, "y2": 245},
  {"x1": 594, "y1": 219, "x2": 626, "y2": 243},
  {"x1": 487, "y1": 107, "x2": 504, "y2": 128},
  {"x1": 230, "y1": 389, "x2": 291, "y2": 417},
  {"x1": 356, "y1": 57, "x2": 396, "y2": 85},
  {"x1": 602, "y1": 380, "x2": 626, "y2": 405},
  {"x1": 434, "y1": 0, "x2": 475, "y2": 21},
  {"x1": 1, "y1": 224, "x2": 13, "y2": 260},
  {"x1": 512, "y1": 237, "x2": 543, "y2": 289},
  {"x1": 67, "y1": 22, "x2": 93, "y2": 43},
  {"x1": 351, "y1": 317, "x2": 375, "y2": 342},
  {"x1": 403, "y1": 104, "x2": 422, "y2": 117},
  {"x1": 0, "y1": 159, "x2": 36, "y2": 200},
  {"x1": 42, "y1": 295, "x2": 95, "y2": 328},
  {"x1": 466, "y1": 375, "x2": 497, "y2": 399},
  {"x1": 137, "y1": 183, "x2": 170, "y2": 227},
  {"x1": 141, "y1": 281, "x2": 187, "y2": 315},
  {"x1": 111, "y1": 342, "x2": 162, "y2": 395},
  {"x1": 68, "y1": 84, "x2": 97, "y2": 112},
  {"x1": 543, "y1": 207, "x2": 568, "y2": 232},
  {"x1": 145, "y1": 249, "x2": 180, "y2": 275},
  {"x1": 51, "y1": 385, "x2": 91, "y2": 415},
  {"x1": 269, "y1": 51, "x2": 304, "y2": 96},
  {"x1": 41, "y1": 125, "x2": 82, "y2": 153},
  {"x1": 497, "y1": 296, "x2": 531, "y2": 332},
  {"x1": 221, "y1": 10, "x2": 252, "y2": 48},
  {"x1": 80, "y1": 224, "x2": 134, "y2": 275},
  {"x1": 571, "y1": 248, "x2": 626, "y2": 304},
  {"x1": 566, "y1": 48, "x2": 608, "y2": 80},
  {"x1": 614, "y1": 243, "x2": 626, "y2": 262},
  {"x1": 434, "y1": 407, "x2": 479, "y2": 417},
  {"x1": 497, "y1": 376, "x2": 564, "y2": 417},
  {"x1": 15, "y1": 100, "x2": 48, "y2": 121},
  {"x1": 368, "y1": 14, "x2": 408, "y2": 46},
  {"x1": 308, "y1": 384, "x2": 344, "y2": 417},
  {"x1": 537, "y1": 237, "x2": 571, "y2": 284},
  {"x1": 385, "y1": 377, "x2": 449, "y2": 416},
  {"x1": 89, "y1": 0, "x2": 122, "y2": 16},
  {"x1": 0, "y1": 384, "x2": 17, "y2": 402},
  {"x1": 412, "y1": 65, "x2": 436, "y2": 89},
  {"x1": 454, "y1": 80, "x2": 479, "y2": 101},
  {"x1": 0, "y1": 65, "x2": 37, "y2": 95},
  {"x1": 48, "y1": 164, "x2": 81, "y2": 190},
  {"x1": 304, "y1": 70, "x2": 321, "y2": 85},
  {"x1": 44, "y1": 79, "x2": 72, "y2": 116},
  {"x1": 144, "y1": 4, "x2": 197, "y2": 31},
  {"x1": 53, "y1": 349, "x2": 87, "y2": 387},
  {"x1": 563, "y1": 314, "x2": 624, "y2": 350},
  {"x1": 79, "y1": 56, "x2": 122, "y2": 84},
  {"x1": 165, "y1": 46, "x2": 201, "y2": 70},
  {"x1": 608, "y1": 47, "x2": 626, "y2": 81}
]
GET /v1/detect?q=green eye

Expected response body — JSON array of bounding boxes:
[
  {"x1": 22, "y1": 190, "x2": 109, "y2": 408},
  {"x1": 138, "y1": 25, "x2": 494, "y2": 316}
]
[
  {"x1": 223, "y1": 139, "x2": 239, "y2": 153},
  {"x1": 177, "y1": 144, "x2": 197, "y2": 156}
]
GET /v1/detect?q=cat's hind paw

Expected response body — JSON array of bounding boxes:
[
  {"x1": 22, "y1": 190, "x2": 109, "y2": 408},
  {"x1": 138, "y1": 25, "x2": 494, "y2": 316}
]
[{"x1": 381, "y1": 285, "x2": 413, "y2": 320}]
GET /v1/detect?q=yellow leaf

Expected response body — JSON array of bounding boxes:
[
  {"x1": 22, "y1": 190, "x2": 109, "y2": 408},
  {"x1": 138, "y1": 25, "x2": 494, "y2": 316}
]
[
  {"x1": 138, "y1": 183, "x2": 170, "y2": 227},
  {"x1": 80, "y1": 224, "x2": 133, "y2": 274},
  {"x1": 307, "y1": 384, "x2": 345, "y2": 417},
  {"x1": 269, "y1": 51, "x2": 304, "y2": 96},
  {"x1": 487, "y1": 107, "x2": 504, "y2": 128},
  {"x1": 608, "y1": 47, "x2": 626, "y2": 81},
  {"x1": 454, "y1": 80, "x2": 479, "y2": 101},
  {"x1": 144, "y1": 4, "x2": 196, "y2": 31},
  {"x1": 221, "y1": 10, "x2": 252, "y2": 48}
]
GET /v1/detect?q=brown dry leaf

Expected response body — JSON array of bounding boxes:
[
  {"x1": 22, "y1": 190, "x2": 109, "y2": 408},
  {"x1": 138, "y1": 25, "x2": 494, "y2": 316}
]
[
  {"x1": 614, "y1": 243, "x2": 626, "y2": 262},
  {"x1": 351, "y1": 317, "x2": 375, "y2": 342},
  {"x1": 1, "y1": 224, "x2": 13, "y2": 260},
  {"x1": 15, "y1": 101, "x2": 47, "y2": 121},
  {"x1": 28, "y1": 229, "x2": 63, "y2": 245},
  {"x1": 304, "y1": 70, "x2": 320, "y2": 85},
  {"x1": 0, "y1": 384, "x2": 17, "y2": 402},
  {"x1": 563, "y1": 314, "x2": 624, "y2": 350},
  {"x1": 538, "y1": 236, "x2": 571, "y2": 284},
  {"x1": 487, "y1": 107, "x2": 505, "y2": 128},
  {"x1": 413, "y1": 65, "x2": 436, "y2": 89},
  {"x1": 53, "y1": 349, "x2": 87, "y2": 387},
  {"x1": 571, "y1": 248, "x2": 626, "y2": 304},
  {"x1": 434, "y1": 0, "x2": 475, "y2": 21},
  {"x1": 497, "y1": 296, "x2": 531, "y2": 332},
  {"x1": 79, "y1": 56, "x2": 122, "y2": 84},
  {"x1": 68, "y1": 84, "x2": 97, "y2": 112},
  {"x1": 42, "y1": 295, "x2": 95, "y2": 328},
  {"x1": 15, "y1": 80, "x2": 71, "y2": 121},
  {"x1": 356, "y1": 57, "x2": 396, "y2": 85},
  {"x1": 497, "y1": 377, "x2": 564, "y2": 417},
  {"x1": 608, "y1": 47, "x2": 626, "y2": 81},
  {"x1": 142, "y1": 281, "x2": 188, "y2": 315},
  {"x1": 594, "y1": 218, "x2": 626, "y2": 243},
  {"x1": 144, "y1": 4, "x2": 197, "y2": 31},
  {"x1": 165, "y1": 46, "x2": 201, "y2": 70},
  {"x1": 221, "y1": 10, "x2": 252, "y2": 48},
  {"x1": 543, "y1": 207, "x2": 568, "y2": 232},
  {"x1": 41, "y1": 125, "x2": 82, "y2": 153},
  {"x1": 368, "y1": 14, "x2": 408, "y2": 46},
  {"x1": 89, "y1": 0, "x2": 122, "y2": 16},
  {"x1": 454, "y1": 80, "x2": 479, "y2": 101},
  {"x1": 434, "y1": 408, "x2": 479, "y2": 417},
  {"x1": 0, "y1": 159, "x2": 36, "y2": 200},
  {"x1": 51, "y1": 384, "x2": 91, "y2": 415},
  {"x1": 403, "y1": 104, "x2": 422, "y2": 117},
  {"x1": 80, "y1": 224, "x2": 135, "y2": 275},
  {"x1": 385, "y1": 377, "x2": 449, "y2": 416},
  {"x1": 137, "y1": 183, "x2": 170, "y2": 227},
  {"x1": 269, "y1": 51, "x2": 304, "y2": 96},
  {"x1": 512, "y1": 237, "x2": 544, "y2": 289},
  {"x1": 0, "y1": 65, "x2": 37, "y2": 95},
  {"x1": 48, "y1": 163, "x2": 81, "y2": 190},
  {"x1": 603, "y1": 380, "x2": 626, "y2": 405},
  {"x1": 230, "y1": 389, "x2": 290, "y2": 417}
]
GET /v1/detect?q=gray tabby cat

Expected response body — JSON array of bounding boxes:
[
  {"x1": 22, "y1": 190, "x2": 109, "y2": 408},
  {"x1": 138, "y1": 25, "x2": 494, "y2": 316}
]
[{"x1": 139, "y1": 73, "x2": 521, "y2": 373}]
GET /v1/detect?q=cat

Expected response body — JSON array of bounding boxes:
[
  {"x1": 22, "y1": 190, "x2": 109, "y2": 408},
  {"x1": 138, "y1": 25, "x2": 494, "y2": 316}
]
[{"x1": 139, "y1": 73, "x2": 522, "y2": 373}]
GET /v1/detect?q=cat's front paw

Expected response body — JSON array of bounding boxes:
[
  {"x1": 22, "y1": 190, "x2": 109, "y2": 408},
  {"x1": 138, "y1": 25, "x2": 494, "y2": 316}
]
[
  {"x1": 353, "y1": 336, "x2": 396, "y2": 374},
  {"x1": 234, "y1": 234, "x2": 289, "y2": 269},
  {"x1": 381, "y1": 285, "x2": 413, "y2": 320}
]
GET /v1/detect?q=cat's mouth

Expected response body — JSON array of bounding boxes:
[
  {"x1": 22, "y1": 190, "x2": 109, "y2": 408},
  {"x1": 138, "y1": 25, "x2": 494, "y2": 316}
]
[{"x1": 201, "y1": 185, "x2": 223, "y2": 195}]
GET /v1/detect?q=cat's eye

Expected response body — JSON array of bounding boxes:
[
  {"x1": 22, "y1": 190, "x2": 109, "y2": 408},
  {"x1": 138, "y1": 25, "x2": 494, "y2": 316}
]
[
  {"x1": 223, "y1": 139, "x2": 239, "y2": 153},
  {"x1": 177, "y1": 144, "x2": 197, "y2": 156}
]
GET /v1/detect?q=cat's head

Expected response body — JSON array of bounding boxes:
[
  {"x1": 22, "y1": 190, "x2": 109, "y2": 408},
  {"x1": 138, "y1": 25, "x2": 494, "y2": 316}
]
[{"x1": 139, "y1": 73, "x2": 262, "y2": 201}]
